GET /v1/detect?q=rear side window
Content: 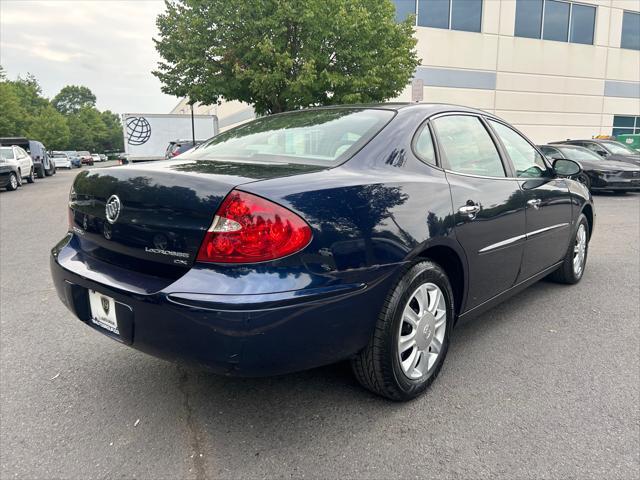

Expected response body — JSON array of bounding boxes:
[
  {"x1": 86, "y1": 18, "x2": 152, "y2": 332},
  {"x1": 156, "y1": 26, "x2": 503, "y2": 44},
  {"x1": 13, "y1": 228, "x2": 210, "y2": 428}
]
[
  {"x1": 185, "y1": 109, "x2": 395, "y2": 166},
  {"x1": 488, "y1": 120, "x2": 547, "y2": 178},
  {"x1": 414, "y1": 124, "x2": 437, "y2": 165},
  {"x1": 432, "y1": 115, "x2": 505, "y2": 177}
]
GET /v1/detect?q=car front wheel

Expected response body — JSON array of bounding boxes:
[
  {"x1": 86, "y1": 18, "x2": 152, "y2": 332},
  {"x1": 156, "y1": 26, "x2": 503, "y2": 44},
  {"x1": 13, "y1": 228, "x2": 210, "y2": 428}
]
[
  {"x1": 351, "y1": 260, "x2": 454, "y2": 401},
  {"x1": 576, "y1": 173, "x2": 591, "y2": 190},
  {"x1": 6, "y1": 172, "x2": 19, "y2": 191}
]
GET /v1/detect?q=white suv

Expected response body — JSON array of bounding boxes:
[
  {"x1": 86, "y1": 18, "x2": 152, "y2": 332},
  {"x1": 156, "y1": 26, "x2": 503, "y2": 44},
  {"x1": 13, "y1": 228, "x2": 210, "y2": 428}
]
[{"x1": 0, "y1": 146, "x2": 35, "y2": 186}]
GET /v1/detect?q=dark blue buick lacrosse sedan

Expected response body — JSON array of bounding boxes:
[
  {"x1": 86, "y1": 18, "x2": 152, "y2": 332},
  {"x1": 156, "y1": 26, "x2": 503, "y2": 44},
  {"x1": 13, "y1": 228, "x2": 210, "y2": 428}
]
[{"x1": 51, "y1": 104, "x2": 594, "y2": 400}]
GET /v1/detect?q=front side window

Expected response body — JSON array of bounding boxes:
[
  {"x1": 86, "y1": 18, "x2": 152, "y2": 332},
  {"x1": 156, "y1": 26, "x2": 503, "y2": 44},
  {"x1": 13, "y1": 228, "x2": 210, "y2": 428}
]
[
  {"x1": 621, "y1": 11, "x2": 640, "y2": 50},
  {"x1": 182, "y1": 109, "x2": 395, "y2": 166},
  {"x1": 515, "y1": 0, "x2": 596, "y2": 45},
  {"x1": 413, "y1": 0, "x2": 483, "y2": 32},
  {"x1": 432, "y1": 115, "x2": 505, "y2": 177},
  {"x1": 489, "y1": 120, "x2": 547, "y2": 178}
]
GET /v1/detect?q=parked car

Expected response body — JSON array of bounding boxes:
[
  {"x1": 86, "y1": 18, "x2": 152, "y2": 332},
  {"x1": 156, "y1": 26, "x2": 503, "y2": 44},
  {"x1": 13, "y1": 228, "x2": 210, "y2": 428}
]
[
  {"x1": 91, "y1": 154, "x2": 101, "y2": 163},
  {"x1": 552, "y1": 139, "x2": 640, "y2": 166},
  {"x1": 0, "y1": 145, "x2": 36, "y2": 186},
  {"x1": 64, "y1": 151, "x2": 82, "y2": 168},
  {"x1": 99, "y1": 154, "x2": 107, "y2": 162},
  {"x1": 164, "y1": 139, "x2": 203, "y2": 159},
  {"x1": 51, "y1": 104, "x2": 594, "y2": 401},
  {"x1": 0, "y1": 137, "x2": 55, "y2": 177},
  {"x1": 0, "y1": 148, "x2": 22, "y2": 191},
  {"x1": 77, "y1": 151, "x2": 94, "y2": 166},
  {"x1": 540, "y1": 144, "x2": 640, "y2": 193},
  {"x1": 51, "y1": 151, "x2": 73, "y2": 169}
]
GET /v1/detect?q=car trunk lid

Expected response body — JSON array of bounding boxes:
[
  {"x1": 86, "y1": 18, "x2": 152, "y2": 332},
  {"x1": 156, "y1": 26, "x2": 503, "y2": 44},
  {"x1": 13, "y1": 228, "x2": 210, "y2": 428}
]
[{"x1": 69, "y1": 159, "x2": 324, "y2": 278}]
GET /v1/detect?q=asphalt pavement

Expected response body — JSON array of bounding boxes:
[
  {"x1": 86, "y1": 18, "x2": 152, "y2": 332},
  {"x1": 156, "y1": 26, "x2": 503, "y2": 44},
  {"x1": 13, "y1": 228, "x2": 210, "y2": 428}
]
[{"x1": 1, "y1": 164, "x2": 638, "y2": 479}]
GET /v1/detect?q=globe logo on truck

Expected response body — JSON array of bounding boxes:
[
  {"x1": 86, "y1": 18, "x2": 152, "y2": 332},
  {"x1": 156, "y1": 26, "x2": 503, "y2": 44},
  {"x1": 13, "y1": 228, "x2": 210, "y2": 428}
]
[{"x1": 125, "y1": 116, "x2": 151, "y2": 145}]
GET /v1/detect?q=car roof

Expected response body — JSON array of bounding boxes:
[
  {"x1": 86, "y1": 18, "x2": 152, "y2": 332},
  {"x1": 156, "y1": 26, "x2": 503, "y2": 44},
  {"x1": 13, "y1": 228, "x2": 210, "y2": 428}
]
[{"x1": 304, "y1": 102, "x2": 493, "y2": 115}]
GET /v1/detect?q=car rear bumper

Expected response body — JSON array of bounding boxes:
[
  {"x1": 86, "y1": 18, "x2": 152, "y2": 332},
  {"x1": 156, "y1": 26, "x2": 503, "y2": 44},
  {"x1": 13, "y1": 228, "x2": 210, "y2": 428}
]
[{"x1": 50, "y1": 234, "x2": 400, "y2": 376}]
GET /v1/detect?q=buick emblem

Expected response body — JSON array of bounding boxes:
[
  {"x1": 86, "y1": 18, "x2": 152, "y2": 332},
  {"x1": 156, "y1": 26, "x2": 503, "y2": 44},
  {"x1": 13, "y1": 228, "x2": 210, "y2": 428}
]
[
  {"x1": 101, "y1": 297, "x2": 110, "y2": 315},
  {"x1": 105, "y1": 195, "x2": 121, "y2": 224}
]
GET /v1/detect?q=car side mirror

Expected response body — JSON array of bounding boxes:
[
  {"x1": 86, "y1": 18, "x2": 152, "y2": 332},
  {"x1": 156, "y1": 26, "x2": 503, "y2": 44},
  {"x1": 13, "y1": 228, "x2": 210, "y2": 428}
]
[
  {"x1": 553, "y1": 158, "x2": 581, "y2": 177},
  {"x1": 596, "y1": 150, "x2": 609, "y2": 157}
]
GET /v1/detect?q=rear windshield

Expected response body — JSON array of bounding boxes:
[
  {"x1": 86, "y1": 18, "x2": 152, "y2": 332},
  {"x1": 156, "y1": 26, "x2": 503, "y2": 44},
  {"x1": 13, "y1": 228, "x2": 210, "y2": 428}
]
[
  {"x1": 0, "y1": 147, "x2": 13, "y2": 160},
  {"x1": 51, "y1": 153, "x2": 67, "y2": 158},
  {"x1": 182, "y1": 108, "x2": 395, "y2": 165}
]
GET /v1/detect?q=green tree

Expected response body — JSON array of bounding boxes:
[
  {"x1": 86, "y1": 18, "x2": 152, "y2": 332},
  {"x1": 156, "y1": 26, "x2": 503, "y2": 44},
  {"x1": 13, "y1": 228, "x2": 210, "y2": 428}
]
[
  {"x1": 12, "y1": 74, "x2": 49, "y2": 116},
  {"x1": 0, "y1": 81, "x2": 25, "y2": 136},
  {"x1": 154, "y1": 0, "x2": 419, "y2": 115},
  {"x1": 100, "y1": 110, "x2": 124, "y2": 151},
  {"x1": 52, "y1": 85, "x2": 97, "y2": 115},
  {"x1": 67, "y1": 107, "x2": 109, "y2": 151},
  {"x1": 27, "y1": 106, "x2": 71, "y2": 150}
]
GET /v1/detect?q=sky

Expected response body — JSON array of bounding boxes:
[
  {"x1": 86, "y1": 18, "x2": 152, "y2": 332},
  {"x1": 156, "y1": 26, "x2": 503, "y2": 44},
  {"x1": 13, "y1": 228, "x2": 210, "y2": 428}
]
[{"x1": 0, "y1": 0, "x2": 179, "y2": 114}]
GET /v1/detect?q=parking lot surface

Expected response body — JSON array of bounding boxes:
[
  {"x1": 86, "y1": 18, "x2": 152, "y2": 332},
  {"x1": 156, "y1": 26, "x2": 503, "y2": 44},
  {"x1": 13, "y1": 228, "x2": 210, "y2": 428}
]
[{"x1": 1, "y1": 165, "x2": 639, "y2": 479}]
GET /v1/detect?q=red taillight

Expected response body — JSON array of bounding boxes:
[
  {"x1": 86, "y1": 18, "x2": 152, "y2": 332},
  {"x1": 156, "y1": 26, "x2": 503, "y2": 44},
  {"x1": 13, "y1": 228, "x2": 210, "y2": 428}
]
[{"x1": 196, "y1": 190, "x2": 312, "y2": 263}]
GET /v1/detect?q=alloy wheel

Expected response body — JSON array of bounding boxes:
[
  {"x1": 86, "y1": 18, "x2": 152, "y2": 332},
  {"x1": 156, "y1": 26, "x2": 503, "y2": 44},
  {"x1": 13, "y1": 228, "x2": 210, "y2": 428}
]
[
  {"x1": 573, "y1": 224, "x2": 587, "y2": 277},
  {"x1": 397, "y1": 282, "x2": 446, "y2": 380}
]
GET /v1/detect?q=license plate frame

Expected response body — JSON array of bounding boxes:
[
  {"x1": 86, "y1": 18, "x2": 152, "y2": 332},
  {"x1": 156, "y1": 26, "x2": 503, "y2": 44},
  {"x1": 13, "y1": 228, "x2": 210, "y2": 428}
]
[{"x1": 88, "y1": 290, "x2": 120, "y2": 335}]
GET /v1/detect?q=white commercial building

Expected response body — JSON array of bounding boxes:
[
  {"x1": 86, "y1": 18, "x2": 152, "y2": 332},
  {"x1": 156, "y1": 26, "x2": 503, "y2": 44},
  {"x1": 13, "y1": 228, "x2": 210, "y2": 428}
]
[{"x1": 171, "y1": 0, "x2": 640, "y2": 143}]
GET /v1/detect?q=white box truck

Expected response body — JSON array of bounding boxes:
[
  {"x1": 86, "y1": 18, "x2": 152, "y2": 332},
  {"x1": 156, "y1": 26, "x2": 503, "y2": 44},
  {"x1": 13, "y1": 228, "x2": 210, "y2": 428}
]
[{"x1": 122, "y1": 113, "x2": 218, "y2": 162}]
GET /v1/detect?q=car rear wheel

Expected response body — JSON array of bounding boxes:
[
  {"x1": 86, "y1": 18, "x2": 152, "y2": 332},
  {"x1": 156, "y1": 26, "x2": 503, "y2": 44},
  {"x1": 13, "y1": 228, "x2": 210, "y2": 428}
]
[
  {"x1": 36, "y1": 164, "x2": 45, "y2": 178},
  {"x1": 351, "y1": 260, "x2": 454, "y2": 401},
  {"x1": 549, "y1": 214, "x2": 589, "y2": 284},
  {"x1": 26, "y1": 168, "x2": 36, "y2": 184},
  {"x1": 6, "y1": 172, "x2": 18, "y2": 191}
]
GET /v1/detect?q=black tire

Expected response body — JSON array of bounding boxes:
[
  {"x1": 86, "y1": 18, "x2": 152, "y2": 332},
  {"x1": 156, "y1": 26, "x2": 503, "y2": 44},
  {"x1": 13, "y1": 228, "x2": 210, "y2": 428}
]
[
  {"x1": 26, "y1": 168, "x2": 36, "y2": 184},
  {"x1": 576, "y1": 173, "x2": 591, "y2": 190},
  {"x1": 17, "y1": 169, "x2": 23, "y2": 186},
  {"x1": 36, "y1": 164, "x2": 45, "y2": 178},
  {"x1": 351, "y1": 260, "x2": 454, "y2": 401},
  {"x1": 549, "y1": 214, "x2": 590, "y2": 284},
  {"x1": 6, "y1": 172, "x2": 19, "y2": 191}
]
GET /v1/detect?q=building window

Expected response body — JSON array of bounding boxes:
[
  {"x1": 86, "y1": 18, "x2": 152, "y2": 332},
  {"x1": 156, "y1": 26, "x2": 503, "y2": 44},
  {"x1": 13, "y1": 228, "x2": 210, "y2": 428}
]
[
  {"x1": 621, "y1": 11, "x2": 640, "y2": 50},
  {"x1": 515, "y1": 0, "x2": 596, "y2": 45},
  {"x1": 394, "y1": 0, "x2": 416, "y2": 22},
  {"x1": 393, "y1": 0, "x2": 483, "y2": 33},
  {"x1": 613, "y1": 115, "x2": 640, "y2": 137}
]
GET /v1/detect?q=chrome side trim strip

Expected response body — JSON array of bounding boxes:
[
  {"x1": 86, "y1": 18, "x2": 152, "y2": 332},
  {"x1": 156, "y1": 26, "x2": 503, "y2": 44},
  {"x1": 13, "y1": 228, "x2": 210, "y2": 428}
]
[
  {"x1": 478, "y1": 234, "x2": 526, "y2": 254},
  {"x1": 478, "y1": 223, "x2": 570, "y2": 254},
  {"x1": 527, "y1": 223, "x2": 570, "y2": 238}
]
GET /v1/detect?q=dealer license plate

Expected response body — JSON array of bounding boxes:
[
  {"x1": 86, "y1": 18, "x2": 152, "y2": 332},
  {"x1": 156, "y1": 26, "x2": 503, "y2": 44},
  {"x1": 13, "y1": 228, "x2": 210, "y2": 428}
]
[{"x1": 88, "y1": 290, "x2": 120, "y2": 335}]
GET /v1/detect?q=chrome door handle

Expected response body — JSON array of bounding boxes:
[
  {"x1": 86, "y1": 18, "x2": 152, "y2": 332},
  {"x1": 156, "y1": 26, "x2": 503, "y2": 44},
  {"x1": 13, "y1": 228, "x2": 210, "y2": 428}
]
[
  {"x1": 527, "y1": 199, "x2": 542, "y2": 209},
  {"x1": 459, "y1": 204, "x2": 481, "y2": 218}
]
